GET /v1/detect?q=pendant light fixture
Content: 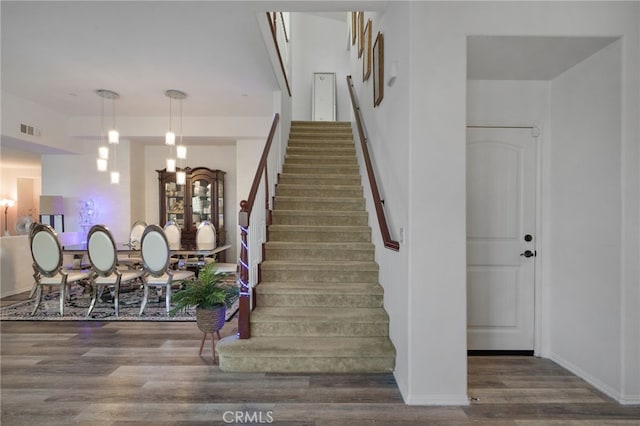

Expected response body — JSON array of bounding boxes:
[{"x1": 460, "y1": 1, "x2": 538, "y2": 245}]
[
  {"x1": 96, "y1": 90, "x2": 110, "y2": 172},
  {"x1": 165, "y1": 90, "x2": 186, "y2": 174},
  {"x1": 175, "y1": 90, "x2": 188, "y2": 186},
  {"x1": 95, "y1": 89, "x2": 120, "y2": 183}
]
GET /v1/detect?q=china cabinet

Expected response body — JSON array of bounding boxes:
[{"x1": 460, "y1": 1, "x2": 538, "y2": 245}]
[{"x1": 157, "y1": 167, "x2": 226, "y2": 259}]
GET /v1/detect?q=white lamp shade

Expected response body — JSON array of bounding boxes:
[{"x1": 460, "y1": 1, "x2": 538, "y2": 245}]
[
  {"x1": 96, "y1": 158, "x2": 108, "y2": 171},
  {"x1": 165, "y1": 131, "x2": 175, "y2": 146},
  {"x1": 177, "y1": 145, "x2": 187, "y2": 159},
  {"x1": 108, "y1": 129, "x2": 119, "y2": 144},
  {"x1": 110, "y1": 171, "x2": 120, "y2": 184},
  {"x1": 176, "y1": 170, "x2": 186, "y2": 185},
  {"x1": 166, "y1": 158, "x2": 176, "y2": 172},
  {"x1": 98, "y1": 146, "x2": 109, "y2": 159}
]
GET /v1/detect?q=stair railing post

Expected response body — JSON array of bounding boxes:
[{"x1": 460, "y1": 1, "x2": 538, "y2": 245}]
[{"x1": 238, "y1": 200, "x2": 251, "y2": 339}]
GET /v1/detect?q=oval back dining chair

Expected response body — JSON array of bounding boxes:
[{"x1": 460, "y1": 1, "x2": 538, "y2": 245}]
[
  {"x1": 30, "y1": 223, "x2": 91, "y2": 316},
  {"x1": 118, "y1": 220, "x2": 147, "y2": 268},
  {"x1": 139, "y1": 224, "x2": 194, "y2": 315},
  {"x1": 86, "y1": 224, "x2": 146, "y2": 317},
  {"x1": 163, "y1": 221, "x2": 181, "y2": 250},
  {"x1": 129, "y1": 220, "x2": 147, "y2": 249},
  {"x1": 185, "y1": 220, "x2": 217, "y2": 268}
]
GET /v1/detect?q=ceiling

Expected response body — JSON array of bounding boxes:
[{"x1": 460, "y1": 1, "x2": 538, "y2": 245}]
[
  {"x1": 1, "y1": 1, "x2": 385, "y2": 167},
  {"x1": 467, "y1": 36, "x2": 619, "y2": 80},
  {"x1": 1, "y1": 2, "x2": 619, "y2": 168}
]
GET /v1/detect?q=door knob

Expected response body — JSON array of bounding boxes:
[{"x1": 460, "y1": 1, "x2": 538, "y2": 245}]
[{"x1": 520, "y1": 250, "x2": 536, "y2": 258}]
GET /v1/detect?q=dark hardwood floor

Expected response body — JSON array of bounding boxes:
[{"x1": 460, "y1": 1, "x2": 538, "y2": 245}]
[{"x1": 1, "y1": 314, "x2": 639, "y2": 424}]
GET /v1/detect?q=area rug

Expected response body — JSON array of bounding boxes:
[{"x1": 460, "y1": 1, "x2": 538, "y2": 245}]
[{"x1": 0, "y1": 283, "x2": 239, "y2": 322}]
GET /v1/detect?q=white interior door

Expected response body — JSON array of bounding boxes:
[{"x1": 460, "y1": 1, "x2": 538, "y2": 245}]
[
  {"x1": 466, "y1": 127, "x2": 537, "y2": 351},
  {"x1": 312, "y1": 72, "x2": 336, "y2": 121}
]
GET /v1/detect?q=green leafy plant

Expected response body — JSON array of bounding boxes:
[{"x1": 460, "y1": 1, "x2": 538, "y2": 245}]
[{"x1": 169, "y1": 262, "x2": 238, "y2": 316}]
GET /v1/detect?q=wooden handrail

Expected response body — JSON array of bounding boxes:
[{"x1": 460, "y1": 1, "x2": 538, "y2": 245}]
[
  {"x1": 237, "y1": 113, "x2": 280, "y2": 339},
  {"x1": 266, "y1": 12, "x2": 291, "y2": 97},
  {"x1": 243, "y1": 113, "x2": 280, "y2": 215},
  {"x1": 346, "y1": 75, "x2": 400, "y2": 251}
]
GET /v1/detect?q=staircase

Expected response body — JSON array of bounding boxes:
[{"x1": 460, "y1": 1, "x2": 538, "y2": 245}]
[{"x1": 217, "y1": 121, "x2": 396, "y2": 373}]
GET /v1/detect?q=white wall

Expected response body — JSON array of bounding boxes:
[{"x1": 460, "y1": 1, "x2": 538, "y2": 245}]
[
  {"x1": 42, "y1": 140, "x2": 132, "y2": 242},
  {"x1": 291, "y1": 13, "x2": 350, "y2": 121},
  {"x1": 1, "y1": 92, "x2": 76, "y2": 153},
  {"x1": 348, "y1": 5, "x2": 417, "y2": 403},
  {"x1": 549, "y1": 40, "x2": 624, "y2": 399},
  {"x1": 407, "y1": 0, "x2": 639, "y2": 405},
  {"x1": 351, "y1": 0, "x2": 639, "y2": 405}
]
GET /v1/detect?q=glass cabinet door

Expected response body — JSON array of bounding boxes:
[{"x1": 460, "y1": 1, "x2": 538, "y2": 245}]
[
  {"x1": 217, "y1": 178, "x2": 224, "y2": 229},
  {"x1": 190, "y1": 178, "x2": 211, "y2": 228},
  {"x1": 164, "y1": 180, "x2": 185, "y2": 227}
]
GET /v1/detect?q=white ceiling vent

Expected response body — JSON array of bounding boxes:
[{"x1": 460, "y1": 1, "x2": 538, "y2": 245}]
[{"x1": 20, "y1": 123, "x2": 41, "y2": 137}]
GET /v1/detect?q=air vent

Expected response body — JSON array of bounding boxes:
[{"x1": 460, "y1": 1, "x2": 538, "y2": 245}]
[{"x1": 20, "y1": 123, "x2": 41, "y2": 137}]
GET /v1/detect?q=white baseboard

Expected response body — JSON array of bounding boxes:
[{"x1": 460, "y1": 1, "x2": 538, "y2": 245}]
[
  {"x1": 549, "y1": 351, "x2": 626, "y2": 403},
  {"x1": 405, "y1": 393, "x2": 470, "y2": 406}
]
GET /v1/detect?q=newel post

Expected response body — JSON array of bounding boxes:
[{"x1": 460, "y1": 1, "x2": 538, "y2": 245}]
[{"x1": 238, "y1": 200, "x2": 250, "y2": 339}]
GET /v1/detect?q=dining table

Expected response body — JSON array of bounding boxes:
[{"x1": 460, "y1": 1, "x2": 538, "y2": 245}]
[{"x1": 62, "y1": 242, "x2": 232, "y2": 268}]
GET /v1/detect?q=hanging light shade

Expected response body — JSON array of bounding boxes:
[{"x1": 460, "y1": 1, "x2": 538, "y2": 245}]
[
  {"x1": 108, "y1": 129, "x2": 119, "y2": 144},
  {"x1": 98, "y1": 146, "x2": 109, "y2": 160},
  {"x1": 165, "y1": 90, "x2": 186, "y2": 172},
  {"x1": 177, "y1": 144, "x2": 187, "y2": 159},
  {"x1": 96, "y1": 158, "x2": 108, "y2": 171},
  {"x1": 176, "y1": 170, "x2": 186, "y2": 185},
  {"x1": 96, "y1": 89, "x2": 120, "y2": 181},
  {"x1": 166, "y1": 158, "x2": 176, "y2": 172},
  {"x1": 165, "y1": 131, "x2": 175, "y2": 146}
]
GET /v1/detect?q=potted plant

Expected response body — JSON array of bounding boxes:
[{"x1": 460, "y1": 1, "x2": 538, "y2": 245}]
[{"x1": 170, "y1": 262, "x2": 238, "y2": 356}]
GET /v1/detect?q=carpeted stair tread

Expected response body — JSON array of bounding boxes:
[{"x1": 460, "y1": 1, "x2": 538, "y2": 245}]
[
  {"x1": 275, "y1": 184, "x2": 363, "y2": 198},
  {"x1": 271, "y1": 211, "x2": 368, "y2": 226},
  {"x1": 257, "y1": 281, "x2": 384, "y2": 294},
  {"x1": 256, "y1": 282, "x2": 384, "y2": 308},
  {"x1": 264, "y1": 241, "x2": 374, "y2": 250},
  {"x1": 251, "y1": 306, "x2": 388, "y2": 322},
  {"x1": 283, "y1": 164, "x2": 360, "y2": 174},
  {"x1": 250, "y1": 307, "x2": 389, "y2": 337},
  {"x1": 217, "y1": 336, "x2": 395, "y2": 357},
  {"x1": 217, "y1": 336, "x2": 396, "y2": 372},
  {"x1": 285, "y1": 155, "x2": 358, "y2": 164},
  {"x1": 287, "y1": 146, "x2": 356, "y2": 154},
  {"x1": 278, "y1": 174, "x2": 361, "y2": 186},
  {"x1": 268, "y1": 225, "x2": 372, "y2": 243},
  {"x1": 261, "y1": 260, "x2": 378, "y2": 271}
]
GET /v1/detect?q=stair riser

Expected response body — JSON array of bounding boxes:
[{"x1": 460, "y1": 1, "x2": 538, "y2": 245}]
[
  {"x1": 275, "y1": 187, "x2": 363, "y2": 198},
  {"x1": 271, "y1": 214, "x2": 368, "y2": 226},
  {"x1": 218, "y1": 356, "x2": 394, "y2": 374},
  {"x1": 265, "y1": 247, "x2": 374, "y2": 261},
  {"x1": 250, "y1": 322, "x2": 389, "y2": 337},
  {"x1": 288, "y1": 140, "x2": 354, "y2": 148},
  {"x1": 287, "y1": 147, "x2": 356, "y2": 156},
  {"x1": 261, "y1": 270, "x2": 378, "y2": 283},
  {"x1": 269, "y1": 230, "x2": 371, "y2": 243},
  {"x1": 285, "y1": 157, "x2": 358, "y2": 165},
  {"x1": 274, "y1": 199, "x2": 365, "y2": 212},
  {"x1": 257, "y1": 293, "x2": 383, "y2": 307},
  {"x1": 289, "y1": 134, "x2": 353, "y2": 141},
  {"x1": 282, "y1": 165, "x2": 359, "y2": 175},
  {"x1": 278, "y1": 175, "x2": 361, "y2": 186}
]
